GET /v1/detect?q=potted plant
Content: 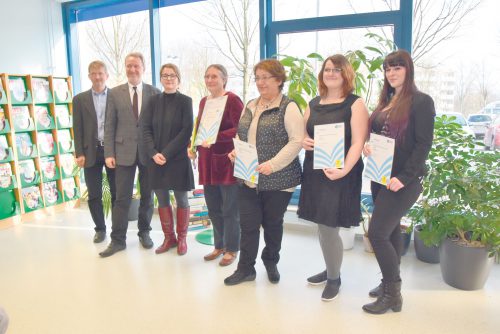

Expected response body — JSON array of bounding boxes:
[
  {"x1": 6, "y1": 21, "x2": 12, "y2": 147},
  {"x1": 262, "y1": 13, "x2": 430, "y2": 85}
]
[
  {"x1": 416, "y1": 115, "x2": 500, "y2": 290},
  {"x1": 127, "y1": 174, "x2": 141, "y2": 221}
]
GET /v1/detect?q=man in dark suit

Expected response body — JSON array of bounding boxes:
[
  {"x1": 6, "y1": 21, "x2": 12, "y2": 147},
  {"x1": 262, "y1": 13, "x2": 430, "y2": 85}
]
[
  {"x1": 73, "y1": 60, "x2": 116, "y2": 244},
  {"x1": 100, "y1": 52, "x2": 161, "y2": 257}
]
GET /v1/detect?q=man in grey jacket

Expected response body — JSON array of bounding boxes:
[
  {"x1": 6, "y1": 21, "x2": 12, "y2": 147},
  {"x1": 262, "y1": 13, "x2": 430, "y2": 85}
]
[
  {"x1": 100, "y1": 52, "x2": 160, "y2": 257},
  {"x1": 73, "y1": 60, "x2": 116, "y2": 244}
]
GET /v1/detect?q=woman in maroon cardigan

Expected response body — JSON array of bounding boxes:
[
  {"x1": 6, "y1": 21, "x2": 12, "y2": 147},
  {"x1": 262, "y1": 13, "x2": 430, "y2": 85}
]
[{"x1": 189, "y1": 64, "x2": 244, "y2": 266}]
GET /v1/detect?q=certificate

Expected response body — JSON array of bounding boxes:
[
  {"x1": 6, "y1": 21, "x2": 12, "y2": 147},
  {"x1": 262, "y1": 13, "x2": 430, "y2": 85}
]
[
  {"x1": 313, "y1": 123, "x2": 344, "y2": 169},
  {"x1": 233, "y1": 138, "x2": 259, "y2": 184},
  {"x1": 364, "y1": 133, "x2": 395, "y2": 185},
  {"x1": 194, "y1": 95, "x2": 228, "y2": 146}
]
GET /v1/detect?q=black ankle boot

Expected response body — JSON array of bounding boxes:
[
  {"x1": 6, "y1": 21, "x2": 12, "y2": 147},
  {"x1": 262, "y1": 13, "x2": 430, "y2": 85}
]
[
  {"x1": 362, "y1": 280, "x2": 403, "y2": 314},
  {"x1": 369, "y1": 281, "x2": 383, "y2": 298}
]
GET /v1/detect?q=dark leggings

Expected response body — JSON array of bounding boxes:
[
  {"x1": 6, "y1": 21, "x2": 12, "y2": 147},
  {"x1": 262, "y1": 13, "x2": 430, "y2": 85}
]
[{"x1": 368, "y1": 179, "x2": 422, "y2": 282}]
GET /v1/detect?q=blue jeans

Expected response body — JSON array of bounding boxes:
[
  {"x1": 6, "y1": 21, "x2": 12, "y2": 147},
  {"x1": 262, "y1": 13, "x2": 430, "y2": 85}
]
[{"x1": 203, "y1": 184, "x2": 240, "y2": 252}]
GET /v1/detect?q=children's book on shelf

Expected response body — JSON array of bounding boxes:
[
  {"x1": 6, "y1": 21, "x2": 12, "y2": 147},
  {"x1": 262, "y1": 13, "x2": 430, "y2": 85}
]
[
  {"x1": 58, "y1": 129, "x2": 72, "y2": 151},
  {"x1": 62, "y1": 177, "x2": 76, "y2": 199},
  {"x1": 0, "y1": 163, "x2": 13, "y2": 188},
  {"x1": 38, "y1": 131, "x2": 55, "y2": 155},
  {"x1": 0, "y1": 107, "x2": 7, "y2": 131},
  {"x1": 55, "y1": 105, "x2": 71, "y2": 128},
  {"x1": 53, "y1": 78, "x2": 71, "y2": 102},
  {"x1": 60, "y1": 153, "x2": 76, "y2": 177},
  {"x1": 15, "y1": 133, "x2": 34, "y2": 158},
  {"x1": 9, "y1": 77, "x2": 27, "y2": 102},
  {"x1": 0, "y1": 135, "x2": 9, "y2": 161},
  {"x1": 43, "y1": 181, "x2": 59, "y2": 205},
  {"x1": 32, "y1": 77, "x2": 51, "y2": 103},
  {"x1": 22, "y1": 186, "x2": 42, "y2": 210},
  {"x1": 19, "y1": 159, "x2": 37, "y2": 184},
  {"x1": 35, "y1": 105, "x2": 52, "y2": 128},
  {"x1": 40, "y1": 156, "x2": 57, "y2": 180},
  {"x1": 11, "y1": 106, "x2": 32, "y2": 130}
]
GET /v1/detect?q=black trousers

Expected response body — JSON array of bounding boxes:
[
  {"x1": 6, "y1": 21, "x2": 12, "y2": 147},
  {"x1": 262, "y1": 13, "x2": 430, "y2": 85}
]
[
  {"x1": 84, "y1": 146, "x2": 116, "y2": 232},
  {"x1": 237, "y1": 185, "x2": 292, "y2": 273},
  {"x1": 368, "y1": 179, "x2": 422, "y2": 282},
  {"x1": 110, "y1": 156, "x2": 153, "y2": 245}
]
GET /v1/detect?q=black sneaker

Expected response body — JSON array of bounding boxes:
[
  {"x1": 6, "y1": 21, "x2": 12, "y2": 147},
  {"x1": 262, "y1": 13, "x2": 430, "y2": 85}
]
[
  {"x1": 265, "y1": 264, "x2": 280, "y2": 284},
  {"x1": 138, "y1": 232, "x2": 154, "y2": 249},
  {"x1": 224, "y1": 270, "x2": 256, "y2": 286},
  {"x1": 321, "y1": 277, "x2": 341, "y2": 301},
  {"x1": 307, "y1": 270, "x2": 327, "y2": 285}
]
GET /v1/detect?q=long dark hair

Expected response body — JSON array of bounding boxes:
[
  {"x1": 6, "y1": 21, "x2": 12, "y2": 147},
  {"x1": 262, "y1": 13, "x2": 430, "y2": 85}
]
[{"x1": 372, "y1": 50, "x2": 417, "y2": 141}]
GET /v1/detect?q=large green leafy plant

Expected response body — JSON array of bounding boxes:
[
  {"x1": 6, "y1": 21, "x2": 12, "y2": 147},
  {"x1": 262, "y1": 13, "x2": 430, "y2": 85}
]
[
  {"x1": 279, "y1": 53, "x2": 324, "y2": 111},
  {"x1": 409, "y1": 115, "x2": 500, "y2": 257}
]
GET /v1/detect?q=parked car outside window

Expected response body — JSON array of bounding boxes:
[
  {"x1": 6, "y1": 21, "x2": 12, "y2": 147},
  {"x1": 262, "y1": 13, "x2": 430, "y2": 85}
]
[
  {"x1": 484, "y1": 116, "x2": 500, "y2": 151},
  {"x1": 437, "y1": 112, "x2": 475, "y2": 138},
  {"x1": 467, "y1": 114, "x2": 493, "y2": 140}
]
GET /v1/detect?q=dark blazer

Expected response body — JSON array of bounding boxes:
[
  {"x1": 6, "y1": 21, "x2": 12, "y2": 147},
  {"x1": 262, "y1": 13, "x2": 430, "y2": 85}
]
[
  {"x1": 140, "y1": 91, "x2": 194, "y2": 191},
  {"x1": 104, "y1": 83, "x2": 160, "y2": 166},
  {"x1": 73, "y1": 89, "x2": 110, "y2": 168}
]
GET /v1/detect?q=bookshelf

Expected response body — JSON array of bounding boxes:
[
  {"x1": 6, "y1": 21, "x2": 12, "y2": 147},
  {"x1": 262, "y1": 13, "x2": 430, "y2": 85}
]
[{"x1": 0, "y1": 73, "x2": 79, "y2": 224}]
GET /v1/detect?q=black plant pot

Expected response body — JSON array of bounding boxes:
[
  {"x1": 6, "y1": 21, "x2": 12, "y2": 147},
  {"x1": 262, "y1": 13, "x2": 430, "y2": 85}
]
[
  {"x1": 440, "y1": 238, "x2": 494, "y2": 290},
  {"x1": 414, "y1": 227, "x2": 440, "y2": 263},
  {"x1": 401, "y1": 228, "x2": 412, "y2": 256},
  {"x1": 127, "y1": 198, "x2": 140, "y2": 221}
]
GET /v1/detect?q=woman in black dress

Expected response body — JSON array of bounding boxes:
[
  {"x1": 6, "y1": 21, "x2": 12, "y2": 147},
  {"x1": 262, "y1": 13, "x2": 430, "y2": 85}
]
[
  {"x1": 362, "y1": 50, "x2": 435, "y2": 314},
  {"x1": 298, "y1": 54, "x2": 369, "y2": 301},
  {"x1": 140, "y1": 63, "x2": 194, "y2": 256}
]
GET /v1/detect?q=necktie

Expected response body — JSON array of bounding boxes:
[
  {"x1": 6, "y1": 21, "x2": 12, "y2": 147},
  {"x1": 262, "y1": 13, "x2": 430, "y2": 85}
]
[{"x1": 132, "y1": 86, "x2": 138, "y2": 121}]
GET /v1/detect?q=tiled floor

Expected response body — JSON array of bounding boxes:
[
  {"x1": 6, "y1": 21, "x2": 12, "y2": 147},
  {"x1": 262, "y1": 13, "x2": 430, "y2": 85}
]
[{"x1": 0, "y1": 206, "x2": 498, "y2": 334}]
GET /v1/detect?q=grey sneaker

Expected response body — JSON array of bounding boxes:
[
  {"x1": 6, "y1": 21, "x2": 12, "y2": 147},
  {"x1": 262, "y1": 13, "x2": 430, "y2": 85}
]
[
  {"x1": 321, "y1": 277, "x2": 341, "y2": 301},
  {"x1": 307, "y1": 270, "x2": 327, "y2": 285}
]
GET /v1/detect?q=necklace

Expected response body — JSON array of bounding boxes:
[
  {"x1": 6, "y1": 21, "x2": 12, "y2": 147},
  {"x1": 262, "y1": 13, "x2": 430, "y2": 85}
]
[{"x1": 259, "y1": 94, "x2": 280, "y2": 109}]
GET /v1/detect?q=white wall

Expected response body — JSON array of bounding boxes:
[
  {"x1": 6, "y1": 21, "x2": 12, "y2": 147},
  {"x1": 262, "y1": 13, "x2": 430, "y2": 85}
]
[{"x1": 0, "y1": 0, "x2": 67, "y2": 75}]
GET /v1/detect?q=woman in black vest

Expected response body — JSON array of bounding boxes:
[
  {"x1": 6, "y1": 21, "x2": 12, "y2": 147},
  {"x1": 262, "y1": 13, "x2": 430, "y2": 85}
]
[
  {"x1": 362, "y1": 50, "x2": 435, "y2": 314},
  {"x1": 224, "y1": 59, "x2": 304, "y2": 286}
]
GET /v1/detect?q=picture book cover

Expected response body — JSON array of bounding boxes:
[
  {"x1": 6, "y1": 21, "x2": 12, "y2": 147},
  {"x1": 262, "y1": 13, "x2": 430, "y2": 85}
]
[
  {"x1": 15, "y1": 133, "x2": 34, "y2": 158},
  {"x1": 35, "y1": 105, "x2": 52, "y2": 128},
  {"x1": 32, "y1": 77, "x2": 51, "y2": 103},
  {"x1": 62, "y1": 177, "x2": 76, "y2": 199},
  {"x1": 0, "y1": 163, "x2": 13, "y2": 188},
  {"x1": 0, "y1": 106, "x2": 7, "y2": 131},
  {"x1": 53, "y1": 78, "x2": 71, "y2": 101},
  {"x1": 55, "y1": 105, "x2": 71, "y2": 127},
  {"x1": 19, "y1": 159, "x2": 36, "y2": 184},
  {"x1": 60, "y1": 153, "x2": 76, "y2": 176},
  {"x1": 0, "y1": 135, "x2": 9, "y2": 161},
  {"x1": 22, "y1": 186, "x2": 42, "y2": 209},
  {"x1": 58, "y1": 129, "x2": 72, "y2": 151},
  {"x1": 43, "y1": 181, "x2": 59, "y2": 205},
  {"x1": 38, "y1": 131, "x2": 55, "y2": 155},
  {"x1": 40, "y1": 156, "x2": 57, "y2": 180},
  {"x1": 9, "y1": 77, "x2": 27, "y2": 102},
  {"x1": 11, "y1": 106, "x2": 32, "y2": 130}
]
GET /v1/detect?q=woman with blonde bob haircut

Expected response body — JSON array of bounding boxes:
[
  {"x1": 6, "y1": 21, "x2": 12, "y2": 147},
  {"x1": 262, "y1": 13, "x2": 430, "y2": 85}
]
[{"x1": 298, "y1": 54, "x2": 369, "y2": 301}]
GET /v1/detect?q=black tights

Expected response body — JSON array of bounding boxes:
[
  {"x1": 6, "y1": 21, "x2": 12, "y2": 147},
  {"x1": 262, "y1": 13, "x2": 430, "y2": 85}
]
[{"x1": 368, "y1": 179, "x2": 422, "y2": 282}]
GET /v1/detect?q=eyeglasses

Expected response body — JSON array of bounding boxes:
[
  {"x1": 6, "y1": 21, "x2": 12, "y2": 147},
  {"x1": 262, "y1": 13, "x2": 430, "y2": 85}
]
[
  {"x1": 161, "y1": 74, "x2": 178, "y2": 80},
  {"x1": 324, "y1": 68, "x2": 342, "y2": 74},
  {"x1": 254, "y1": 76, "x2": 276, "y2": 82}
]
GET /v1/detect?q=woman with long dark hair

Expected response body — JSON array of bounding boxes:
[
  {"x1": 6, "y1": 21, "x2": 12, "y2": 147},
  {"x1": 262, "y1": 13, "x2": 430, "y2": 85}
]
[{"x1": 362, "y1": 50, "x2": 435, "y2": 314}]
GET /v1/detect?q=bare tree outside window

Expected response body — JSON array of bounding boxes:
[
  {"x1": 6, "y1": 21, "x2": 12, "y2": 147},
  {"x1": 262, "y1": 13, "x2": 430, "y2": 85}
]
[
  {"x1": 85, "y1": 14, "x2": 150, "y2": 86},
  {"x1": 199, "y1": 0, "x2": 260, "y2": 103}
]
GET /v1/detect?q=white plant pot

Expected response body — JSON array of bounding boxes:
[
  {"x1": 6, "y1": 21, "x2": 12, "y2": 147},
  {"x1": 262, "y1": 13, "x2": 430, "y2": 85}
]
[{"x1": 339, "y1": 227, "x2": 355, "y2": 250}]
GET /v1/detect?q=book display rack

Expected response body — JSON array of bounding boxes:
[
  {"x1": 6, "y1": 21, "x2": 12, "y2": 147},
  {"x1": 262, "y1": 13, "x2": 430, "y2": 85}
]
[{"x1": 0, "y1": 73, "x2": 79, "y2": 221}]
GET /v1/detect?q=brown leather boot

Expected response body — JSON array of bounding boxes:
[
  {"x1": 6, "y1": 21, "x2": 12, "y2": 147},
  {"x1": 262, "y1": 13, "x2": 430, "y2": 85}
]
[
  {"x1": 176, "y1": 207, "x2": 190, "y2": 255},
  {"x1": 155, "y1": 206, "x2": 177, "y2": 254}
]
